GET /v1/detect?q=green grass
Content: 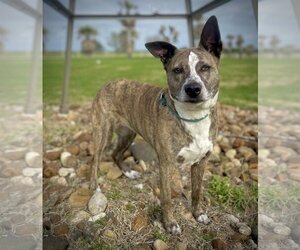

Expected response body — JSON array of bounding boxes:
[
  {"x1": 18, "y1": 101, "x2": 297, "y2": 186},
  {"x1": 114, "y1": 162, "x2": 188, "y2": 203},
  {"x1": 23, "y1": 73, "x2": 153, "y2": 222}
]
[
  {"x1": 259, "y1": 57, "x2": 300, "y2": 109},
  {"x1": 208, "y1": 175, "x2": 258, "y2": 211},
  {"x1": 43, "y1": 53, "x2": 257, "y2": 109}
]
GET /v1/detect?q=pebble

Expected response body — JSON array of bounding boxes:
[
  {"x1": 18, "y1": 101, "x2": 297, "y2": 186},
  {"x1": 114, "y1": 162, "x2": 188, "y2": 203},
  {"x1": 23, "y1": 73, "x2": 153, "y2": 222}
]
[
  {"x1": 3, "y1": 148, "x2": 27, "y2": 161},
  {"x1": 88, "y1": 187, "x2": 108, "y2": 215},
  {"x1": 259, "y1": 214, "x2": 274, "y2": 228},
  {"x1": 238, "y1": 223, "x2": 252, "y2": 236},
  {"x1": 211, "y1": 239, "x2": 227, "y2": 250},
  {"x1": 22, "y1": 167, "x2": 41, "y2": 177},
  {"x1": 153, "y1": 239, "x2": 169, "y2": 250},
  {"x1": 44, "y1": 148, "x2": 62, "y2": 161},
  {"x1": 21, "y1": 177, "x2": 35, "y2": 186},
  {"x1": 103, "y1": 229, "x2": 117, "y2": 239},
  {"x1": 132, "y1": 214, "x2": 149, "y2": 231},
  {"x1": 60, "y1": 152, "x2": 77, "y2": 168},
  {"x1": 69, "y1": 188, "x2": 92, "y2": 208},
  {"x1": 284, "y1": 239, "x2": 300, "y2": 249},
  {"x1": 259, "y1": 149, "x2": 270, "y2": 160},
  {"x1": 71, "y1": 210, "x2": 90, "y2": 224},
  {"x1": 291, "y1": 224, "x2": 300, "y2": 244},
  {"x1": 25, "y1": 151, "x2": 41, "y2": 167},
  {"x1": 58, "y1": 167, "x2": 74, "y2": 177},
  {"x1": 273, "y1": 224, "x2": 291, "y2": 236},
  {"x1": 134, "y1": 184, "x2": 144, "y2": 190},
  {"x1": 88, "y1": 212, "x2": 106, "y2": 222},
  {"x1": 57, "y1": 177, "x2": 67, "y2": 186},
  {"x1": 226, "y1": 149, "x2": 236, "y2": 160},
  {"x1": 106, "y1": 166, "x2": 123, "y2": 180},
  {"x1": 227, "y1": 214, "x2": 240, "y2": 227}
]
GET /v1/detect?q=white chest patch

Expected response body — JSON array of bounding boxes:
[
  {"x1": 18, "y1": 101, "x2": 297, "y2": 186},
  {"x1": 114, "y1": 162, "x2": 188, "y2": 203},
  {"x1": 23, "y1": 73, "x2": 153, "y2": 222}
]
[{"x1": 176, "y1": 107, "x2": 213, "y2": 167}]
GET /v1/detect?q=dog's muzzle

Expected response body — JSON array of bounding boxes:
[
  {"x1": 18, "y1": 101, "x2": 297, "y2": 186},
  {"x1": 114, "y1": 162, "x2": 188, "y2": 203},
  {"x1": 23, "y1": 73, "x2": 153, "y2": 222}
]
[{"x1": 184, "y1": 82, "x2": 202, "y2": 98}]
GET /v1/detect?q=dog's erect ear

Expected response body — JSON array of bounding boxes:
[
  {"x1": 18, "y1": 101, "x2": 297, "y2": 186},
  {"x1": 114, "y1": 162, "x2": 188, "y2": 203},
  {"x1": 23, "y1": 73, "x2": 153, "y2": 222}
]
[
  {"x1": 199, "y1": 16, "x2": 222, "y2": 58},
  {"x1": 145, "y1": 41, "x2": 177, "y2": 65}
]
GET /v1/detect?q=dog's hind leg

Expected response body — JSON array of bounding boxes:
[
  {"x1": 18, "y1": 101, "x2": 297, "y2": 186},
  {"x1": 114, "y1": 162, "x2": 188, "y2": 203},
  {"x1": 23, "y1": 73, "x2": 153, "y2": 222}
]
[
  {"x1": 90, "y1": 109, "x2": 113, "y2": 190},
  {"x1": 112, "y1": 126, "x2": 140, "y2": 179}
]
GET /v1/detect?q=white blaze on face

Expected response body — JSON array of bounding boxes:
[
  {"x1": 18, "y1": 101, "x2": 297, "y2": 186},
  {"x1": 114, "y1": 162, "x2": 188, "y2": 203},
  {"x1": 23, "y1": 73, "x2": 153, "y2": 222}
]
[{"x1": 185, "y1": 51, "x2": 209, "y2": 99}]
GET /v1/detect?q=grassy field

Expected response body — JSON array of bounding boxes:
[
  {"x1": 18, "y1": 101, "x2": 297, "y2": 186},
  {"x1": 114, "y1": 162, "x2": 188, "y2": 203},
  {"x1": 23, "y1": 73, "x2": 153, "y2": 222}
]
[{"x1": 43, "y1": 53, "x2": 257, "y2": 109}]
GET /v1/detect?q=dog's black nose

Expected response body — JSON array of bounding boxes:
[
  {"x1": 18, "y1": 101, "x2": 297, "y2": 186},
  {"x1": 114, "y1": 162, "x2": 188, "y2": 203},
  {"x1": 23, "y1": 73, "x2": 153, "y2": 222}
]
[{"x1": 184, "y1": 83, "x2": 201, "y2": 98}]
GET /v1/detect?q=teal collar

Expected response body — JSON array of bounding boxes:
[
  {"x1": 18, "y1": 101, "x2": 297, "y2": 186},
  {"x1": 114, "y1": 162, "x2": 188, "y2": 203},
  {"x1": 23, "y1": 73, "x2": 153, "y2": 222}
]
[{"x1": 159, "y1": 92, "x2": 209, "y2": 123}]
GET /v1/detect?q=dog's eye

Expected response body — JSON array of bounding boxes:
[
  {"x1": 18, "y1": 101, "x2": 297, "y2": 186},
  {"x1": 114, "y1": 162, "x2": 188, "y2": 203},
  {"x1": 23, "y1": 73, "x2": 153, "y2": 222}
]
[
  {"x1": 200, "y1": 65, "x2": 211, "y2": 71},
  {"x1": 173, "y1": 67, "x2": 183, "y2": 74}
]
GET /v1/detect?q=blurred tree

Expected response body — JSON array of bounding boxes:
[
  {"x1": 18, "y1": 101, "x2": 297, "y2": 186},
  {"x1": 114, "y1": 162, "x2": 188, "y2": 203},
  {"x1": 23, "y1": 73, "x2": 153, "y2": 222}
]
[
  {"x1": 258, "y1": 35, "x2": 266, "y2": 52},
  {"x1": 78, "y1": 26, "x2": 102, "y2": 55},
  {"x1": 118, "y1": 0, "x2": 138, "y2": 58},
  {"x1": 0, "y1": 26, "x2": 7, "y2": 52},
  {"x1": 159, "y1": 25, "x2": 179, "y2": 43},
  {"x1": 236, "y1": 34, "x2": 244, "y2": 59},
  {"x1": 226, "y1": 34, "x2": 234, "y2": 55},
  {"x1": 270, "y1": 35, "x2": 280, "y2": 57}
]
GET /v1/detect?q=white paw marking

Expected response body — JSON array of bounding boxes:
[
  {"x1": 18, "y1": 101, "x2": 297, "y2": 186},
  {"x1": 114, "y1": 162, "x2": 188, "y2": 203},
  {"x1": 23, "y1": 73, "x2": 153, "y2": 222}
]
[
  {"x1": 170, "y1": 224, "x2": 181, "y2": 235},
  {"x1": 197, "y1": 213, "x2": 210, "y2": 225},
  {"x1": 123, "y1": 170, "x2": 141, "y2": 179}
]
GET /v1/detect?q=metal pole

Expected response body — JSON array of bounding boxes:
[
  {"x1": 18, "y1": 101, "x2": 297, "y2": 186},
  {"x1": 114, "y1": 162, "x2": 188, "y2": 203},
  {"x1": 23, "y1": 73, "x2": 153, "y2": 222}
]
[
  {"x1": 185, "y1": 0, "x2": 194, "y2": 48},
  {"x1": 59, "y1": 0, "x2": 75, "y2": 113},
  {"x1": 24, "y1": 0, "x2": 42, "y2": 113},
  {"x1": 251, "y1": 0, "x2": 258, "y2": 29}
]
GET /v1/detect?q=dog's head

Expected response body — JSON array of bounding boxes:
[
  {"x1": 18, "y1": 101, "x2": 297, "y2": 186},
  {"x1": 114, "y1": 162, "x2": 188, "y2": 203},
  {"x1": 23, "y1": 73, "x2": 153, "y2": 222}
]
[{"x1": 145, "y1": 16, "x2": 222, "y2": 107}]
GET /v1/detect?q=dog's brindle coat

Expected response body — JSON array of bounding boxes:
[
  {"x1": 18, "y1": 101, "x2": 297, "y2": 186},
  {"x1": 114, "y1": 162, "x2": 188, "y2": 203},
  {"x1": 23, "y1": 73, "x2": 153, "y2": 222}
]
[{"x1": 90, "y1": 16, "x2": 222, "y2": 234}]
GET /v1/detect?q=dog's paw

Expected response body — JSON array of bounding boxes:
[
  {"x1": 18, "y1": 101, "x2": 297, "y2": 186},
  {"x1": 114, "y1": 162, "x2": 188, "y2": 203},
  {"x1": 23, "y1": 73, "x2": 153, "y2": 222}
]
[
  {"x1": 197, "y1": 213, "x2": 210, "y2": 225},
  {"x1": 123, "y1": 170, "x2": 141, "y2": 179},
  {"x1": 166, "y1": 223, "x2": 181, "y2": 235}
]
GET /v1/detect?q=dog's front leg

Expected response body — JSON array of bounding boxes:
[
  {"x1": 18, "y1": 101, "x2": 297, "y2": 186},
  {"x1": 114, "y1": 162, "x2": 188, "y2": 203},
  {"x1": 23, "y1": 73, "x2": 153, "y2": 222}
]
[
  {"x1": 191, "y1": 153, "x2": 210, "y2": 224},
  {"x1": 159, "y1": 159, "x2": 181, "y2": 235}
]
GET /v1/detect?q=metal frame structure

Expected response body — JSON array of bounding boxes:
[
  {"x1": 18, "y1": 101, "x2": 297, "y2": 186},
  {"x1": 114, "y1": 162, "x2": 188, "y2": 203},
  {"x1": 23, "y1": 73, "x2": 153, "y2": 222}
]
[{"x1": 45, "y1": 0, "x2": 235, "y2": 113}]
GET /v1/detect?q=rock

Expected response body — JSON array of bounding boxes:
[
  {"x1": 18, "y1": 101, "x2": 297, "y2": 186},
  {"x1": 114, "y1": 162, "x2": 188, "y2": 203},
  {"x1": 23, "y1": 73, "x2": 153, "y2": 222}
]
[
  {"x1": 238, "y1": 147, "x2": 256, "y2": 161},
  {"x1": 106, "y1": 166, "x2": 123, "y2": 180},
  {"x1": 25, "y1": 151, "x2": 41, "y2": 167},
  {"x1": 10, "y1": 214, "x2": 26, "y2": 224},
  {"x1": 197, "y1": 213, "x2": 210, "y2": 225},
  {"x1": 0, "y1": 236, "x2": 36, "y2": 250},
  {"x1": 211, "y1": 239, "x2": 227, "y2": 250},
  {"x1": 60, "y1": 152, "x2": 77, "y2": 168},
  {"x1": 0, "y1": 162, "x2": 23, "y2": 177},
  {"x1": 103, "y1": 229, "x2": 117, "y2": 239},
  {"x1": 259, "y1": 214, "x2": 274, "y2": 228},
  {"x1": 58, "y1": 167, "x2": 74, "y2": 177},
  {"x1": 43, "y1": 235, "x2": 69, "y2": 250},
  {"x1": 21, "y1": 176, "x2": 35, "y2": 186},
  {"x1": 232, "y1": 159, "x2": 241, "y2": 168},
  {"x1": 15, "y1": 223, "x2": 37, "y2": 235},
  {"x1": 176, "y1": 242, "x2": 187, "y2": 250},
  {"x1": 44, "y1": 148, "x2": 62, "y2": 161},
  {"x1": 238, "y1": 224, "x2": 252, "y2": 236},
  {"x1": 132, "y1": 214, "x2": 149, "y2": 231},
  {"x1": 43, "y1": 161, "x2": 60, "y2": 178},
  {"x1": 66, "y1": 144, "x2": 80, "y2": 155},
  {"x1": 226, "y1": 149, "x2": 236, "y2": 160},
  {"x1": 259, "y1": 149, "x2": 270, "y2": 160},
  {"x1": 130, "y1": 139, "x2": 157, "y2": 163},
  {"x1": 227, "y1": 214, "x2": 239, "y2": 227},
  {"x1": 99, "y1": 162, "x2": 114, "y2": 175},
  {"x1": 68, "y1": 188, "x2": 92, "y2": 208},
  {"x1": 291, "y1": 224, "x2": 300, "y2": 244},
  {"x1": 88, "y1": 187, "x2": 108, "y2": 215},
  {"x1": 50, "y1": 214, "x2": 61, "y2": 224},
  {"x1": 76, "y1": 164, "x2": 90, "y2": 179},
  {"x1": 210, "y1": 152, "x2": 221, "y2": 163},
  {"x1": 53, "y1": 223, "x2": 69, "y2": 236},
  {"x1": 3, "y1": 148, "x2": 27, "y2": 161},
  {"x1": 273, "y1": 146, "x2": 296, "y2": 161},
  {"x1": 273, "y1": 224, "x2": 291, "y2": 236},
  {"x1": 71, "y1": 210, "x2": 90, "y2": 224},
  {"x1": 134, "y1": 183, "x2": 144, "y2": 190},
  {"x1": 57, "y1": 177, "x2": 67, "y2": 186},
  {"x1": 88, "y1": 212, "x2": 106, "y2": 222},
  {"x1": 22, "y1": 167, "x2": 41, "y2": 177},
  {"x1": 153, "y1": 239, "x2": 169, "y2": 250},
  {"x1": 73, "y1": 131, "x2": 92, "y2": 143},
  {"x1": 288, "y1": 169, "x2": 300, "y2": 182},
  {"x1": 249, "y1": 169, "x2": 258, "y2": 181},
  {"x1": 230, "y1": 232, "x2": 249, "y2": 241},
  {"x1": 79, "y1": 141, "x2": 89, "y2": 151}
]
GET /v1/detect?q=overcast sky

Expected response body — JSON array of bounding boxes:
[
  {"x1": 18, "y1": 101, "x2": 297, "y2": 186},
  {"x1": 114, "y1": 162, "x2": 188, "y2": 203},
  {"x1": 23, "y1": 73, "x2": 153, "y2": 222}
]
[{"x1": 1, "y1": 0, "x2": 299, "y2": 52}]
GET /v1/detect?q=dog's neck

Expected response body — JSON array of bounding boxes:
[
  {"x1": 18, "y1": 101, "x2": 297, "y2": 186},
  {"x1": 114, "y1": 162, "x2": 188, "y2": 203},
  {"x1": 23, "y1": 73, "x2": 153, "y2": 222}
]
[{"x1": 167, "y1": 90, "x2": 219, "y2": 120}]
